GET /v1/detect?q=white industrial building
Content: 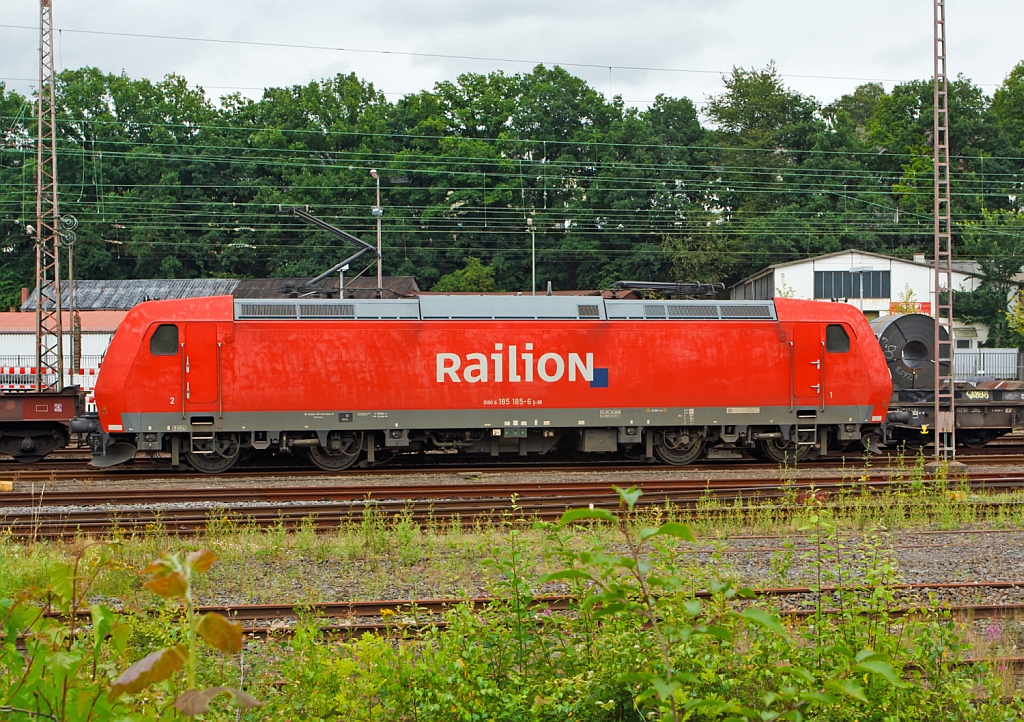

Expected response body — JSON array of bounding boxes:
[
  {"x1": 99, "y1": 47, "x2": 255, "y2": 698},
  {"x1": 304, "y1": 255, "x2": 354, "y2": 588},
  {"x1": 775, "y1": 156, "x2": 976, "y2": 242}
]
[
  {"x1": 0, "y1": 311, "x2": 125, "y2": 363},
  {"x1": 729, "y1": 250, "x2": 1020, "y2": 379},
  {"x1": 729, "y1": 250, "x2": 986, "y2": 345}
]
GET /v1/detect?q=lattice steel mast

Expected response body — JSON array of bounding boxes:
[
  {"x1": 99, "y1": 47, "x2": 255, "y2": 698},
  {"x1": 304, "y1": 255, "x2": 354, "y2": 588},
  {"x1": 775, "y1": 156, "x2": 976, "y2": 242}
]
[
  {"x1": 933, "y1": 0, "x2": 955, "y2": 460},
  {"x1": 34, "y1": 0, "x2": 63, "y2": 391}
]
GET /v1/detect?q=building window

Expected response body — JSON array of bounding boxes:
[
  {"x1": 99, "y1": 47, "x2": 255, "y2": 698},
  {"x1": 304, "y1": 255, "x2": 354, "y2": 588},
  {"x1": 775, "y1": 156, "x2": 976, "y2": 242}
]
[
  {"x1": 150, "y1": 324, "x2": 179, "y2": 355},
  {"x1": 814, "y1": 271, "x2": 852, "y2": 299},
  {"x1": 826, "y1": 324, "x2": 850, "y2": 353},
  {"x1": 955, "y1": 339, "x2": 972, "y2": 350},
  {"x1": 851, "y1": 270, "x2": 891, "y2": 299}
]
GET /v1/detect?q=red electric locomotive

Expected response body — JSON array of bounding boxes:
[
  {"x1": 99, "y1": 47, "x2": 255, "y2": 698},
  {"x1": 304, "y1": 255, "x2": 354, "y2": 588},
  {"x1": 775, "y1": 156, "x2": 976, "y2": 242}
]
[{"x1": 80, "y1": 294, "x2": 892, "y2": 472}]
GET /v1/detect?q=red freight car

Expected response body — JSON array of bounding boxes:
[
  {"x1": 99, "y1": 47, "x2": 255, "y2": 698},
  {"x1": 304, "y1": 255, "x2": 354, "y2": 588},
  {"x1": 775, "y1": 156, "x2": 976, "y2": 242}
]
[
  {"x1": 1, "y1": 386, "x2": 84, "y2": 462},
  {"x1": 81, "y1": 294, "x2": 891, "y2": 472}
]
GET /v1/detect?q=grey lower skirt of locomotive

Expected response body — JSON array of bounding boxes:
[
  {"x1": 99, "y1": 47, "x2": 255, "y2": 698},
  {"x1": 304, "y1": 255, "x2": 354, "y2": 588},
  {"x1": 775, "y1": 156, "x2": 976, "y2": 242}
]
[{"x1": 874, "y1": 313, "x2": 1023, "y2": 449}]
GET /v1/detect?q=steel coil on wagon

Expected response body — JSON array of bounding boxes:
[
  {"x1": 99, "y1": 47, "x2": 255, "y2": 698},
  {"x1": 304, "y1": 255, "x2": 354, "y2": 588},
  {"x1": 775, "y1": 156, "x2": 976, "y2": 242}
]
[{"x1": 870, "y1": 313, "x2": 950, "y2": 390}]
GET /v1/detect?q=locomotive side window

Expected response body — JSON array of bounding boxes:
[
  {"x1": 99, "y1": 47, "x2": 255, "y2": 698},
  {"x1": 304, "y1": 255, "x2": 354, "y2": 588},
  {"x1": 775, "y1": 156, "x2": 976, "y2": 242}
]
[
  {"x1": 825, "y1": 324, "x2": 850, "y2": 353},
  {"x1": 150, "y1": 324, "x2": 179, "y2": 355}
]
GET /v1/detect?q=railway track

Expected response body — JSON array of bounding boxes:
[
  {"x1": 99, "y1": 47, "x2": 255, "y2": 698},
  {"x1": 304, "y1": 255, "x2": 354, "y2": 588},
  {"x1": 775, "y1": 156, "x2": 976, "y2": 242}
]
[
  {"x1": 30, "y1": 580, "x2": 1024, "y2": 667},
  {"x1": 2, "y1": 469, "x2": 1024, "y2": 508},
  {"x1": 4, "y1": 444, "x2": 1024, "y2": 482},
  {"x1": 45, "y1": 580, "x2": 1024, "y2": 629},
  {"x1": 3, "y1": 473, "x2": 1024, "y2": 539}
]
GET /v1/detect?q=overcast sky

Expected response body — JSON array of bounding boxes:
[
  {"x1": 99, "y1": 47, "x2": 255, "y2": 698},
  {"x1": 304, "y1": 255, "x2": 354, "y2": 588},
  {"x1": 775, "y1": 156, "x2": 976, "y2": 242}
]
[{"x1": 2, "y1": 1, "x2": 1022, "y2": 114}]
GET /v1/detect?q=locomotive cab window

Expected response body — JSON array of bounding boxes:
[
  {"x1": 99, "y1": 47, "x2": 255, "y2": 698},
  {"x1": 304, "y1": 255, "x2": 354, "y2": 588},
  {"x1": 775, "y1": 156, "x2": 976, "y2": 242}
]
[
  {"x1": 150, "y1": 324, "x2": 179, "y2": 355},
  {"x1": 825, "y1": 324, "x2": 850, "y2": 353}
]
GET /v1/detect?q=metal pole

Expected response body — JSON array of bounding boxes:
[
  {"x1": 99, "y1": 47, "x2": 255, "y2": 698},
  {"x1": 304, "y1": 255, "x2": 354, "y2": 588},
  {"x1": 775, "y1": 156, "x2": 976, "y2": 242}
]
[
  {"x1": 375, "y1": 174, "x2": 382, "y2": 290},
  {"x1": 527, "y1": 217, "x2": 535, "y2": 296},
  {"x1": 67, "y1": 243, "x2": 73, "y2": 385},
  {"x1": 933, "y1": 0, "x2": 956, "y2": 462},
  {"x1": 35, "y1": 0, "x2": 62, "y2": 391}
]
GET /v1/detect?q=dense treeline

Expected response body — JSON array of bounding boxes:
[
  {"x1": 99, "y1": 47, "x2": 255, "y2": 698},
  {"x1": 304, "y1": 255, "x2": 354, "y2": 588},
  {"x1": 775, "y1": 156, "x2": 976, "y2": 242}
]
[{"x1": 1, "y1": 61, "x2": 1023, "y2": 315}]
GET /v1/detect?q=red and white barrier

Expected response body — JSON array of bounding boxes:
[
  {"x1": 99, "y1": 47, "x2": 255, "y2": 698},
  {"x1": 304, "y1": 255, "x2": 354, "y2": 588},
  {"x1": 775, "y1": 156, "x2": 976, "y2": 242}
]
[{"x1": 1, "y1": 366, "x2": 101, "y2": 398}]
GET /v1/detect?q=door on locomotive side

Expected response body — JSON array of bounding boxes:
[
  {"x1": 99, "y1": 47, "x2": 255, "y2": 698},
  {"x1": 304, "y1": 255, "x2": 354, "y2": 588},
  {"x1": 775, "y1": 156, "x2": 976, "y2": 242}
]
[
  {"x1": 821, "y1": 323, "x2": 854, "y2": 405},
  {"x1": 184, "y1": 323, "x2": 219, "y2": 406},
  {"x1": 127, "y1": 323, "x2": 181, "y2": 413},
  {"x1": 792, "y1": 323, "x2": 823, "y2": 403}
]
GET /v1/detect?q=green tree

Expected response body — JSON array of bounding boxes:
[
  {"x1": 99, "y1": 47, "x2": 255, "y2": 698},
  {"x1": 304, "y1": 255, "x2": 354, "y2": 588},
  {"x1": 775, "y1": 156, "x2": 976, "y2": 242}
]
[
  {"x1": 992, "y1": 61, "x2": 1024, "y2": 154},
  {"x1": 0, "y1": 82, "x2": 35, "y2": 310},
  {"x1": 823, "y1": 82, "x2": 885, "y2": 137},
  {"x1": 958, "y1": 209, "x2": 1024, "y2": 347},
  {"x1": 432, "y1": 256, "x2": 497, "y2": 292}
]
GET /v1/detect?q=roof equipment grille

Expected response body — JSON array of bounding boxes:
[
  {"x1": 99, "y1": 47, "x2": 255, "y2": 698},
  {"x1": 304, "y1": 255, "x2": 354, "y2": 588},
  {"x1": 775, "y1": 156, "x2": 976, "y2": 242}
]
[
  {"x1": 720, "y1": 304, "x2": 773, "y2": 318},
  {"x1": 235, "y1": 299, "x2": 419, "y2": 320},
  {"x1": 667, "y1": 304, "x2": 719, "y2": 318},
  {"x1": 299, "y1": 304, "x2": 354, "y2": 318},
  {"x1": 577, "y1": 304, "x2": 600, "y2": 318},
  {"x1": 237, "y1": 303, "x2": 296, "y2": 318},
  {"x1": 605, "y1": 299, "x2": 776, "y2": 321}
]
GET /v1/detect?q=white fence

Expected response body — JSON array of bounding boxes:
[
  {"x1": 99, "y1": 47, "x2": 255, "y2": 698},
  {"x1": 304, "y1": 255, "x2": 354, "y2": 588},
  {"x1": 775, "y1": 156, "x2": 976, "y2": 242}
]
[
  {"x1": 954, "y1": 349, "x2": 1020, "y2": 381},
  {"x1": 0, "y1": 355, "x2": 104, "y2": 412}
]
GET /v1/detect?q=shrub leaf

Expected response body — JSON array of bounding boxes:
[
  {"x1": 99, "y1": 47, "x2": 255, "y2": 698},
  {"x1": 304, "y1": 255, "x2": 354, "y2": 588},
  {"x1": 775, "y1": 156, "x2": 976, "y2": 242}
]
[
  {"x1": 197, "y1": 613, "x2": 243, "y2": 655},
  {"x1": 108, "y1": 644, "x2": 188, "y2": 700},
  {"x1": 653, "y1": 522, "x2": 696, "y2": 542},
  {"x1": 174, "y1": 686, "x2": 261, "y2": 716},
  {"x1": 824, "y1": 679, "x2": 867, "y2": 702},
  {"x1": 143, "y1": 571, "x2": 187, "y2": 599},
  {"x1": 613, "y1": 485, "x2": 642, "y2": 511},
  {"x1": 186, "y1": 548, "x2": 218, "y2": 574},
  {"x1": 855, "y1": 659, "x2": 911, "y2": 688},
  {"x1": 558, "y1": 508, "x2": 616, "y2": 525},
  {"x1": 738, "y1": 607, "x2": 788, "y2": 638},
  {"x1": 650, "y1": 678, "x2": 680, "y2": 701}
]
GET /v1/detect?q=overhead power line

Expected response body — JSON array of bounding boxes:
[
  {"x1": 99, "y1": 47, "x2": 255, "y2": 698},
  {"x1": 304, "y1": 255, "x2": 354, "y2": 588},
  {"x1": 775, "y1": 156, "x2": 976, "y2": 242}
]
[
  {"x1": 0, "y1": 22, "x2": 1003, "y2": 88},
  {"x1": 3, "y1": 113, "x2": 1022, "y2": 162}
]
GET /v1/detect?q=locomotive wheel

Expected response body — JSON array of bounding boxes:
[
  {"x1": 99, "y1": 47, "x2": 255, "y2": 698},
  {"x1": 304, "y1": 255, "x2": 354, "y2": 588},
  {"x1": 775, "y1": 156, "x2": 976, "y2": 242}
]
[
  {"x1": 184, "y1": 434, "x2": 240, "y2": 474},
  {"x1": 306, "y1": 432, "x2": 363, "y2": 471},
  {"x1": 757, "y1": 438, "x2": 811, "y2": 464},
  {"x1": 653, "y1": 430, "x2": 703, "y2": 466}
]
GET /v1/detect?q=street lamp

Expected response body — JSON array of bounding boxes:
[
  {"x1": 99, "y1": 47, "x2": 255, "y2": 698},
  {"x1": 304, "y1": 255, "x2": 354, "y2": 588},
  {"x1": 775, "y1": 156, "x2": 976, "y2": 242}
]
[
  {"x1": 370, "y1": 169, "x2": 382, "y2": 291},
  {"x1": 527, "y1": 217, "x2": 535, "y2": 296}
]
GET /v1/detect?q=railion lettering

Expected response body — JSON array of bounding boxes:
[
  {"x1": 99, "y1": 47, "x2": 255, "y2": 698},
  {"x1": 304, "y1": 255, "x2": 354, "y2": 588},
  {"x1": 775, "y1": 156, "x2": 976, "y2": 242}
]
[{"x1": 436, "y1": 343, "x2": 594, "y2": 384}]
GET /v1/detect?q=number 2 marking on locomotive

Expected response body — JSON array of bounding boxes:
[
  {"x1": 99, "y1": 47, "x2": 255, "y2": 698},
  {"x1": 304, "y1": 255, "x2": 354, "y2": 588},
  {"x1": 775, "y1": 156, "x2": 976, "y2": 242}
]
[{"x1": 170, "y1": 397, "x2": 175, "y2": 405}]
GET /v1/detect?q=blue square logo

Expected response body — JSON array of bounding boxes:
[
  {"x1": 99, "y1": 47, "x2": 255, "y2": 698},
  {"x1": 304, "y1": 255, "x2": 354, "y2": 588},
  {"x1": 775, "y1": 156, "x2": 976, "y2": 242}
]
[{"x1": 590, "y1": 368, "x2": 609, "y2": 388}]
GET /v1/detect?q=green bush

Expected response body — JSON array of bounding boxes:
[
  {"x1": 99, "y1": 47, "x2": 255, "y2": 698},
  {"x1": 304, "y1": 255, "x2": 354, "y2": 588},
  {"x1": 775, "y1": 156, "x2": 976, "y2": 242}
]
[{"x1": 4, "y1": 493, "x2": 1024, "y2": 721}]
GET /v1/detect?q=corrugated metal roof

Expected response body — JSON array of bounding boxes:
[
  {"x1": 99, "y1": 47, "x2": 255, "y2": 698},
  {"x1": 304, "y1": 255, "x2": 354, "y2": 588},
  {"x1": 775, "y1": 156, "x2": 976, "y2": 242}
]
[
  {"x1": 21, "y1": 280, "x2": 241, "y2": 311},
  {"x1": 0, "y1": 311, "x2": 127, "y2": 332},
  {"x1": 21, "y1": 277, "x2": 423, "y2": 309},
  {"x1": 233, "y1": 276, "x2": 420, "y2": 300}
]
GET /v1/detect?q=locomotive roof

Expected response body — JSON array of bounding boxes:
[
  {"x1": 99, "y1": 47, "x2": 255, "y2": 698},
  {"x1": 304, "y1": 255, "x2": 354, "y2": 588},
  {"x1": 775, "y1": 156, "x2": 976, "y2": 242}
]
[{"x1": 233, "y1": 296, "x2": 779, "y2": 321}]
